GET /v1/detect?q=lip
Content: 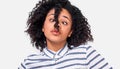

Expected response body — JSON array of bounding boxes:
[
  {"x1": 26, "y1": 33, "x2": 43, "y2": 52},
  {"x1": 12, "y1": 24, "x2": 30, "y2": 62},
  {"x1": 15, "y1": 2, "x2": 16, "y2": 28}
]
[{"x1": 51, "y1": 29, "x2": 60, "y2": 35}]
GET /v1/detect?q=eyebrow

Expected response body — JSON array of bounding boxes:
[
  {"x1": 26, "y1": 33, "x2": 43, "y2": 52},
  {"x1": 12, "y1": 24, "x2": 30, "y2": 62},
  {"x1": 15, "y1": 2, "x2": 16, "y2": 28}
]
[
  {"x1": 62, "y1": 15, "x2": 71, "y2": 22},
  {"x1": 48, "y1": 14, "x2": 54, "y2": 17},
  {"x1": 48, "y1": 14, "x2": 71, "y2": 22}
]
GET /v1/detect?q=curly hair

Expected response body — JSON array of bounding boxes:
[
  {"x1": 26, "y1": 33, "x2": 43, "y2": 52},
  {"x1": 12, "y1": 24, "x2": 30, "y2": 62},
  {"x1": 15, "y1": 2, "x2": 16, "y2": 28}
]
[{"x1": 26, "y1": 0, "x2": 93, "y2": 51}]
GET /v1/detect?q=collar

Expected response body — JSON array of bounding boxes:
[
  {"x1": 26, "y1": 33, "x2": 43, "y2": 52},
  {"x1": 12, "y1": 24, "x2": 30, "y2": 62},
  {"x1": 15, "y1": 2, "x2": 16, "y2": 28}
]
[{"x1": 43, "y1": 43, "x2": 69, "y2": 59}]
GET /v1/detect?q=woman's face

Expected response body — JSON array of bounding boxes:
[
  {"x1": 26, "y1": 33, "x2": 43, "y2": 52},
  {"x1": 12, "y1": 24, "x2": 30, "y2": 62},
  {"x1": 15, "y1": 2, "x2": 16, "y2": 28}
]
[{"x1": 42, "y1": 8, "x2": 72, "y2": 44}]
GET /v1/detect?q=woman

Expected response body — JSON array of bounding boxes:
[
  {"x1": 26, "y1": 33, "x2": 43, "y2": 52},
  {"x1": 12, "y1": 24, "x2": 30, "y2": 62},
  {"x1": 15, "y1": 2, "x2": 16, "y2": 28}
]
[{"x1": 19, "y1": 0, "x2": 112, "y2": 69}]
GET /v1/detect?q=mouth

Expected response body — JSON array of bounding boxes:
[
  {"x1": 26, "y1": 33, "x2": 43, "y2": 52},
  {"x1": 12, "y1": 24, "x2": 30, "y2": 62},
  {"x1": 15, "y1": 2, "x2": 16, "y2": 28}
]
[{"x1": 51, "y1": 29, "x2": 60, "y2": 36}]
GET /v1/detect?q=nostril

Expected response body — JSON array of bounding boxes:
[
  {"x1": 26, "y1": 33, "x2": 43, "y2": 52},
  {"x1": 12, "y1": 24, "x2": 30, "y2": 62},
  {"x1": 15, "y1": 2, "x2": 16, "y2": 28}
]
[{"x1": 54, "y1": 22, "x2": 59, "y2": 31}]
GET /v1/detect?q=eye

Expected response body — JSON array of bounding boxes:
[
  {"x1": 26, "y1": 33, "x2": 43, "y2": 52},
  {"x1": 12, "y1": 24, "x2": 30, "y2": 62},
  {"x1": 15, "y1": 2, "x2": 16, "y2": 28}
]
[
  {"x1": 49, "y1": 18, "x2": 55, "y2": 22},
  {"x1": 62, "y1": 21, "x2": 68, "y2": 25}
]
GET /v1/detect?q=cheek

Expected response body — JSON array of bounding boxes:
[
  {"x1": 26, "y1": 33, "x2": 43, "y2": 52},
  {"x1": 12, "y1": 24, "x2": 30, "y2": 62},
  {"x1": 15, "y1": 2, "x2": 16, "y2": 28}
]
[
  {"x1": 62, "y1": 27, "x2": 72, "y2": 35},
  {"x1": 42, "y1": 21, "x2": 53, "y2": 32}
]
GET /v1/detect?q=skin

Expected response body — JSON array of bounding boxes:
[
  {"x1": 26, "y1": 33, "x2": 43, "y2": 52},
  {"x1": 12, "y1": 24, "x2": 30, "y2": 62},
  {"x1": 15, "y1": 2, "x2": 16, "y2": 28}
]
[{"x1": 42, "y1": 8, "x2": 72, "y2": 52}]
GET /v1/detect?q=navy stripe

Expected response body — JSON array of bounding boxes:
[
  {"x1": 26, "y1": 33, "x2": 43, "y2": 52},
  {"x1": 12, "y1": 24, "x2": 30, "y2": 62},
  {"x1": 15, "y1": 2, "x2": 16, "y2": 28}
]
[
  {"x1": 54, "y1": 50, "x2": 69, "y2": 60},
  {"x1": 28, "y1": 54, "x2": 38, "y2": 57},
  {"x1": 66, "y1": 52, "x2": 86, "y2": 56},
  {"x1": 99, "y1": 63, "x2": 108, "y2": 69},
  {"x1": 29, "y1": 58, "x2": 86, "y2": 69},
  {"x1": 58, "y1": 44, "x2": 66, "y2": 55},
  {"x1": 25, "y1": 62, "x2": 35, "y2": 65},
  {"x1": 86, "y1": 46, "x2": 91, "y2": 50},
  {"x1": 44, "y1": 52, "x2": 52, "y2": 58},
  {"x1": 87, "y1": 50, "x2": 96, "y2": 58},
  {"x1": 21, "y1": 63, "x2": 26, "y2": 69},
  {"x1": 77, "y1": 46, "x2": 87, "y2": 49},
  {"x1": 90, "y1": 58, "x2": 104, "y2": 69},
  {"x1": 29, "y1": 63, "x2": 55, "y2": 69},
  {"x1": 25, "y1": 59, "x2": 53, "y2": 65},
  {"x1": 57, "y1": 63, "x2": 87, "y2": 69},
  {"x1": 87, "y1": 54, "x2": 100, "y2": 65},
  {"x1": 55, "y1": 58, "x2": 86, "y2": 65},
  {"x1": 26, "y1": 58, "x2": 52, "y2": 61},
  {"x1": 46, "y1": 48, "x2": 55, "y2": 55},
  {"x1": 110, "y1": 67, "x2": 113, "y2": 69}
]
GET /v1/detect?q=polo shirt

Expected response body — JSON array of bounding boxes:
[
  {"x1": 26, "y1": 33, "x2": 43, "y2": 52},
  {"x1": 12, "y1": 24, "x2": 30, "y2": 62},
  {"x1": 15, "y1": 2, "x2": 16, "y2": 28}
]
[{"x1": 18, "y1": 44, "x2": 112, "y2": 69}]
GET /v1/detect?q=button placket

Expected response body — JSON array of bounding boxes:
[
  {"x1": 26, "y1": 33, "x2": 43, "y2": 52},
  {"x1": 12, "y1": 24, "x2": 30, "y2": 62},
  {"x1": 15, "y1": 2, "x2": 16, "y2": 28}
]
[{"x1": 53, "y1": 54, "x2": 61, "y2": 63}]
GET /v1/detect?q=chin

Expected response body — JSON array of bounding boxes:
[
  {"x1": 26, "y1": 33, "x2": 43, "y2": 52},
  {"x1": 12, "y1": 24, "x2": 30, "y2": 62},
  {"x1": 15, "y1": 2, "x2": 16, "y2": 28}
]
[{"x1": 47, "y1": 38, "x2": 65, "y2": 43}]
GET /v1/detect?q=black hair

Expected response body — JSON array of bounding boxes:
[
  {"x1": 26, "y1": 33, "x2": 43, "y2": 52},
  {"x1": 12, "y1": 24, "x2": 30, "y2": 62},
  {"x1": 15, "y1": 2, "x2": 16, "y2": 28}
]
[{"x1": 26, "y1": 0, "x2": 93, "y2": 51}]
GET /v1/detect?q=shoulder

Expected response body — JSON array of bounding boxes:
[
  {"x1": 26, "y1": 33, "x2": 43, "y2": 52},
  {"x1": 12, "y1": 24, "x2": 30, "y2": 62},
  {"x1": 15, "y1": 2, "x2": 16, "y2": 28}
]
[
  {"x1": 18, "y1": 51, "x2": 44, "y2": 69},
  {"x1": 26, "y1": 51, "x2": 44, "y2": 60},
  {"x1": 68, "y1": 44, "x2": 95, "y2": 55},
  {"x1": 71, "y1": 44, "x2": 92, "y2": 51},
  {"x1": 67, "y1": 44, "x2": 92, "y2": 55}
]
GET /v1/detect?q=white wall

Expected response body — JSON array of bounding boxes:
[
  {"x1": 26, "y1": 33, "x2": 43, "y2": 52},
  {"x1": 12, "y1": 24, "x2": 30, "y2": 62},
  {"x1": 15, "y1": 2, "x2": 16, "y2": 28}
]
[{"x1": 0, "y1": 0, "x2": 119, "y2": 69}]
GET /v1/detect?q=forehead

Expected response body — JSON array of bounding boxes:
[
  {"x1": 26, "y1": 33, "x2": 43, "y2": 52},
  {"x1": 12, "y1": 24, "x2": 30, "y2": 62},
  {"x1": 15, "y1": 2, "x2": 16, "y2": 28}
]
[{"x1": 47, "y1": 8, "x2": 71, "y2": 18}]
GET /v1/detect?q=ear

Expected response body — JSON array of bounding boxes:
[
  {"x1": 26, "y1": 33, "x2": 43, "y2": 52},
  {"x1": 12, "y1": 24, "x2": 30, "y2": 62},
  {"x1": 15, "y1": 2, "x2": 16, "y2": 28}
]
[
  {"x1": 42, "y1": 27, "x2": 44, "y2": 32},
  {"x1": 68, "y1": 30, "x2": 73, "y2": 37}
]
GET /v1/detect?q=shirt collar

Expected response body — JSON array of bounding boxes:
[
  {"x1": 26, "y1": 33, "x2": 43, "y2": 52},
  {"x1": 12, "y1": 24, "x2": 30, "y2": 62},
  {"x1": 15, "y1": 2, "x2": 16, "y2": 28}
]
[{"x1": 43, "y1": 43, "x2": 69, "y2": 59}]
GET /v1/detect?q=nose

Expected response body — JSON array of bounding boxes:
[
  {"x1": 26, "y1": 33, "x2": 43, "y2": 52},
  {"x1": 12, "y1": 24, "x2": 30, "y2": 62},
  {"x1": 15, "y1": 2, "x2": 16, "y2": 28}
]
[
  {"x1": 57, "y1": 23, "x2": 62, "y2": 28},
  {"x1": 58, "y1": 23, "x2": 61, "y2": 27},
  {"x1": 54, "y1": 23, "x2": 61, "y2": 31}
]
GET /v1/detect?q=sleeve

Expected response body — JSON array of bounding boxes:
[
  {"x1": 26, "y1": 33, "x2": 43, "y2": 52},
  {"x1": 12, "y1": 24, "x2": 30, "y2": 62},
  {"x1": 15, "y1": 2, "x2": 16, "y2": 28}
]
[
  {"x1": 18, "y1": 59, "x2": 27, "y2": 69},
  {"x1": 86, "y1": 46, "x2": 113, "y2": 69}
]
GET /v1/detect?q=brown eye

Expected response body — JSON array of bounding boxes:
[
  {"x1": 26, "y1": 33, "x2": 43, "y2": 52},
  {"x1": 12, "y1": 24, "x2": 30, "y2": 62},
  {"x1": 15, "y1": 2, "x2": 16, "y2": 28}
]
[
  {"x1": 62, "y1": 21, "x2": 68, "y2": 25},
  {"x1": 49, "y1": 18, "x2": 55, "y2": 22}
]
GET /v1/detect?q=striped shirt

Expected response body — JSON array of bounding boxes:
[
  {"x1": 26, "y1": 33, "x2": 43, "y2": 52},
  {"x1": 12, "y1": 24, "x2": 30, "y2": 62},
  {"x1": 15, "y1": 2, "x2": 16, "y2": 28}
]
[{"x1": 18, "y1": 44, "x2": 112, "y2": 69}]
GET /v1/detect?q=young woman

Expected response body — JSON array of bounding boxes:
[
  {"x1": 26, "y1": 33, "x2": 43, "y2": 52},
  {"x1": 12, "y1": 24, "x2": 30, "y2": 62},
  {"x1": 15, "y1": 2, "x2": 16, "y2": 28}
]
[{"x1": 19, "y1": 0, "x2": 112, "y2": 69}]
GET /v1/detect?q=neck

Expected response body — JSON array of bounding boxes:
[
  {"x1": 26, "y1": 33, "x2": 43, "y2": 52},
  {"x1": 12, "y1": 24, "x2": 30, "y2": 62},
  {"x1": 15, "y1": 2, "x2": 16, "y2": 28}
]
[{"x1": 46, "y1": 40, "x2": 66, "y2": 52}]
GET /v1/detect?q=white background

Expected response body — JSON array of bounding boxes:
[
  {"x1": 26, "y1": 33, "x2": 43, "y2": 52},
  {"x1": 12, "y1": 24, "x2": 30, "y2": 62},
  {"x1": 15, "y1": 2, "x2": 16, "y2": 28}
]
[{"x1": 0, "y1": 0, "x2": 119, "y2": 69}]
